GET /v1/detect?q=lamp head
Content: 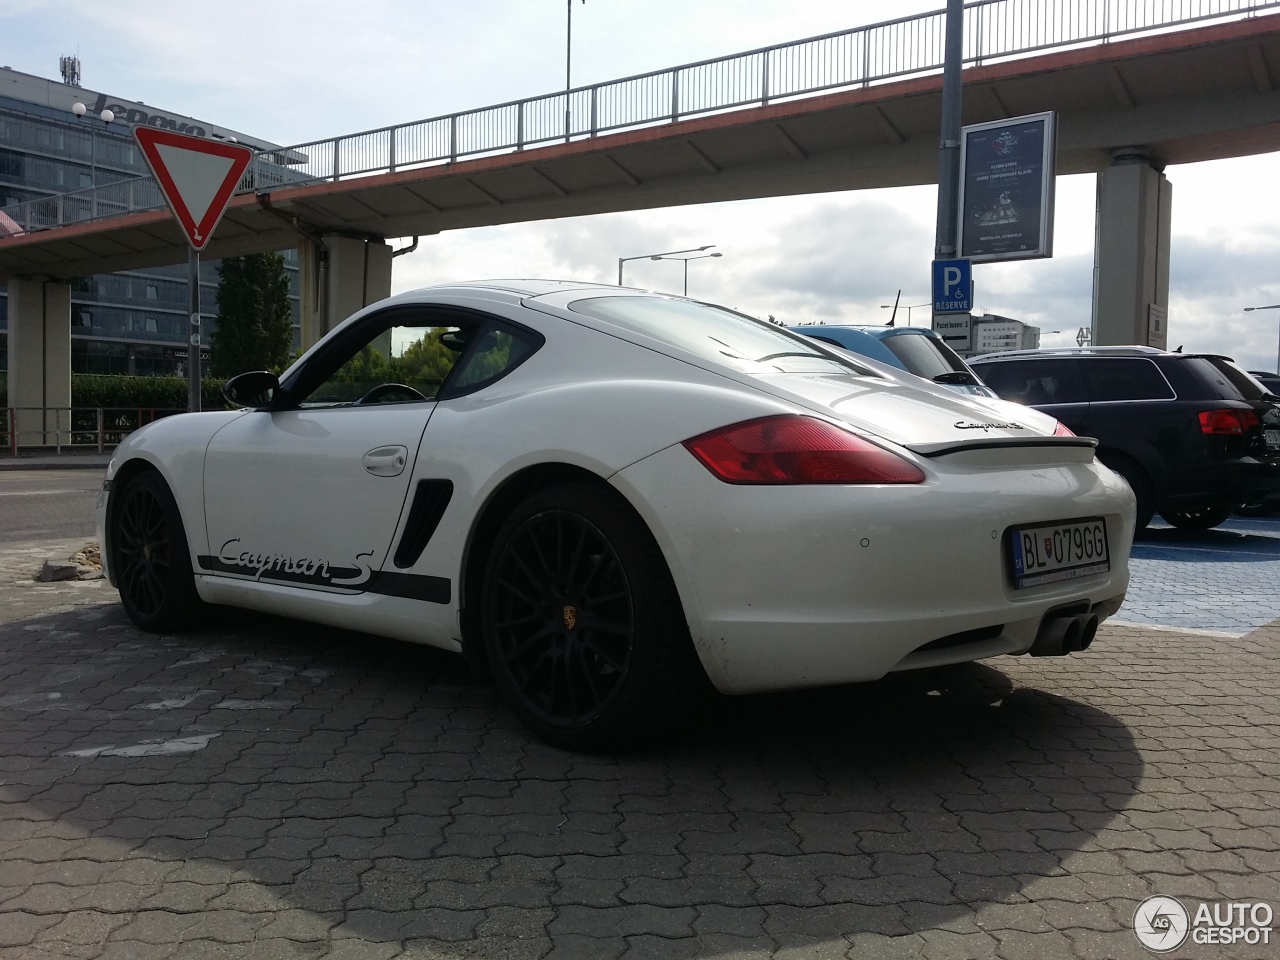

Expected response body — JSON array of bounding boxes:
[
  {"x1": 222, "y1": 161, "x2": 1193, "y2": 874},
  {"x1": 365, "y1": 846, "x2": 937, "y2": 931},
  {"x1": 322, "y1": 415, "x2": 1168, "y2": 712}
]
[
  {"x1": 99, "y1": 109, "x2": 115, "y2": 124},
  {"x1": 71, "y1": 101, "x2": 87, "y2": 118}
]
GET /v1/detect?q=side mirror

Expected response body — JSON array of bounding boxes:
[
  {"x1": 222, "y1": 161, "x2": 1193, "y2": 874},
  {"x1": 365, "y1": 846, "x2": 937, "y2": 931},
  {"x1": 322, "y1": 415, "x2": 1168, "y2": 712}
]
[{"x1": 223, "y1": 371, "x2": 281, "y2": 409}]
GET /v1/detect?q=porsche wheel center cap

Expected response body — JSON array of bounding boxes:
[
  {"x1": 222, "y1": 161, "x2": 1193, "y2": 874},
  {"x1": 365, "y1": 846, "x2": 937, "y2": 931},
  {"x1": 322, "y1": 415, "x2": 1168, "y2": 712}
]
[{"x1": 562, "y1": 605, "x2": 577, "y2": 631}]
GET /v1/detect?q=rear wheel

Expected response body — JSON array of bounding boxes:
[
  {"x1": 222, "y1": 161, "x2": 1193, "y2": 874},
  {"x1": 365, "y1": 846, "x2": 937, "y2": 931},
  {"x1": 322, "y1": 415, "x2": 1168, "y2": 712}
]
[
  {"x1": 1161, "y1": 504, "x2": 1234, "y2": 531},
  {"x1": 480, "y1": 482, "x2": 703, "y2": 750},
  {"x1": 1099, "y1": 454, "x2": 1154, "y2": 531},
  {"x1": 111, "y1": 470, "x2": 204, "y2": 632}
]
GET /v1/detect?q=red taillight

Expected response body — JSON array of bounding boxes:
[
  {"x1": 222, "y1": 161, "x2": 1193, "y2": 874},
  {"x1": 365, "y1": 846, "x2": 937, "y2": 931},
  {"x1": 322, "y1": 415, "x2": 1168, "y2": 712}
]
[
  {"x1": 1053, "y1": 421, "x2": 1076, "y2": 437},
  {"x1": 683, "y1": 415, "x2": 925, "y2": 485},
  {"x1": 1198, "y1": 408, "x2": 1259, "y2": 435}
]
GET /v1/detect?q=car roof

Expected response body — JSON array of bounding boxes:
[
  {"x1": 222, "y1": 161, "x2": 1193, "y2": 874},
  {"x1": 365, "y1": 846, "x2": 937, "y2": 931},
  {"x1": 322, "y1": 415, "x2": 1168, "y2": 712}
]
[
  {"x1": 402, "y1": 279, "x2": 621, "y2": 299},
  {"x1": 968, "y1": 346, "x2": 1234, "y2": 362}
]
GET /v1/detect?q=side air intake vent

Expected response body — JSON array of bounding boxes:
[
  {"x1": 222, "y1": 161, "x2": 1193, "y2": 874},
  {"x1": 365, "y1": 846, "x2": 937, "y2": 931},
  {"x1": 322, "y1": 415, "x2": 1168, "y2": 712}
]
[{"x1": 393, "y1": 480, "x2": 454, "y2": 569}]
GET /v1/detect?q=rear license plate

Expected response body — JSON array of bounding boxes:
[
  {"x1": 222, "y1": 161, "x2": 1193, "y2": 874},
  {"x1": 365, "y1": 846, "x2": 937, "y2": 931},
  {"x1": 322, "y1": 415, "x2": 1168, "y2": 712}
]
[
  {"x1": 1266, "y1": 428, "x2": 1280, "y2": 449},
  {"x1": 1010, "y1": 518, "x2": 1110, "y2": 589}
]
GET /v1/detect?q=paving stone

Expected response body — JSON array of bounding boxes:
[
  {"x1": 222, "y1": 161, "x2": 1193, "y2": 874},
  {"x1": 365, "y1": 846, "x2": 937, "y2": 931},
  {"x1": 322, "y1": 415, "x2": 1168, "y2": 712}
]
[{"x1": 3, "y1": 533, "x2": 1280, "y2": 958}]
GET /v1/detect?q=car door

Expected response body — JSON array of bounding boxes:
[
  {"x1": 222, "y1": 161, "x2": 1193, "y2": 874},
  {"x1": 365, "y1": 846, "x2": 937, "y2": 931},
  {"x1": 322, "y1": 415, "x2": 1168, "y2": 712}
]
[{"x1": 200, "y1": 306, "x2": 465, "y2": 592}]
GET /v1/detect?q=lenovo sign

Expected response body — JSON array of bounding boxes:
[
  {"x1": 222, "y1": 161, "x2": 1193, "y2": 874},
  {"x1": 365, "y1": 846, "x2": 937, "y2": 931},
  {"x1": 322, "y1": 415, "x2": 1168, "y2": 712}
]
[{"x1": 90, "y1": 93, "x2": 208, "y2": 138}]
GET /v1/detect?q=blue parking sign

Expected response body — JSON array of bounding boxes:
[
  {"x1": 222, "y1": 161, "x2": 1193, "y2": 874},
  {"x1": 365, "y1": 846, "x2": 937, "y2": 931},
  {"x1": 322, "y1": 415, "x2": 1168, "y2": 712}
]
[{"x1": 932, "y1": 259, "x2": 972, "y2": 313}]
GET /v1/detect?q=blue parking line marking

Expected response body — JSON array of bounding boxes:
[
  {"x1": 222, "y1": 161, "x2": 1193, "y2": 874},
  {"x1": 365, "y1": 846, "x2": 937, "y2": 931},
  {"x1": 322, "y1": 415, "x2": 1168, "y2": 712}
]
[{"x1": 1115, "y1": 517, "x2": 1280, "y2": 636}]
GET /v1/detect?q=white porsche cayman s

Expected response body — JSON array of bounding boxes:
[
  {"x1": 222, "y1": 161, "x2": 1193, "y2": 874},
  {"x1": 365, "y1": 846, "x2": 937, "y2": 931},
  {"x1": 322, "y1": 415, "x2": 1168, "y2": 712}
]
[{"x1": 96, "y1": 280, "x2": 1134, "y2": 748}]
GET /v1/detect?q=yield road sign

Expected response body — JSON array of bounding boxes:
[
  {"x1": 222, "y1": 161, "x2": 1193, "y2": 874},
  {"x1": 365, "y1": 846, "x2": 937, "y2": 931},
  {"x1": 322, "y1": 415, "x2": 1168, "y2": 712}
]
[
  {"x1": 932, "y1": 258, "x2": 972, "y2": 313},
  {"x1": 132, "y1": 128, "x2": 252, "y2": 251}
]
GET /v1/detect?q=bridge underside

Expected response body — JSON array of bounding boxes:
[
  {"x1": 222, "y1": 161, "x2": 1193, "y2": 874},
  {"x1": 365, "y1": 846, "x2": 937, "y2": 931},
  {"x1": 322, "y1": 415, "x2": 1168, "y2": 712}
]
[{"x1": 1, "y1": 15, "x2": 1277, "y2": 281}]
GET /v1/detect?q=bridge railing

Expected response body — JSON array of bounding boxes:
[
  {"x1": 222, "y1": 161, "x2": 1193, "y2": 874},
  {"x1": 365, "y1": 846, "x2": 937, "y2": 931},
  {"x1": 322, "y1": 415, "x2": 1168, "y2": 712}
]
[
  {"x1": 2, "y1": 406, "x2": 187, "y2": 456},
  {"x1": 2, "y1": 0, "x2": 1276, "y2": 236}
]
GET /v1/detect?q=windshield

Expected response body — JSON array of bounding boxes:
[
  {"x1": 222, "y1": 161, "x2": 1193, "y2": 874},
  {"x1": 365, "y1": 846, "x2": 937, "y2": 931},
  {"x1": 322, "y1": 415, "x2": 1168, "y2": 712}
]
[{"x1": 568, "y1": 296, "x2": 879, "y2": 377}]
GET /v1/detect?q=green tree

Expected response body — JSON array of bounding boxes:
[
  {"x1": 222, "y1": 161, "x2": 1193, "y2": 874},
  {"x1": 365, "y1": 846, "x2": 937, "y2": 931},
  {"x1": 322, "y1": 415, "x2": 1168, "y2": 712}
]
[{"x1": 210, "y1": 253, "x2": 294, "y2": 378}]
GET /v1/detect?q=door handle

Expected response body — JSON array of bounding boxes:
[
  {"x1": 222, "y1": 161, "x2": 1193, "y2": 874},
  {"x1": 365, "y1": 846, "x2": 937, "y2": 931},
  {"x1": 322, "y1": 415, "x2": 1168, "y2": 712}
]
[{"x1": 362, "y1": 445, "x2": 408, "y2": 477}]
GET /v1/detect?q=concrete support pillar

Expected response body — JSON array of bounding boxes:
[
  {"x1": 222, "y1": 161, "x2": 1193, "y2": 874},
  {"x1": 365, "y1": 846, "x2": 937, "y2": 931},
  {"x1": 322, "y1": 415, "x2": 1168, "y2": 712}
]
[
  {"x1": 297, "y1": 236, "x2": 394, "y2": 351},
  {"x1": 5, "y1": 280, "x2": 71, "y2": 447},
  {"x1": 1092, "y1": 149, "x2": 1172, "y2": 348}
]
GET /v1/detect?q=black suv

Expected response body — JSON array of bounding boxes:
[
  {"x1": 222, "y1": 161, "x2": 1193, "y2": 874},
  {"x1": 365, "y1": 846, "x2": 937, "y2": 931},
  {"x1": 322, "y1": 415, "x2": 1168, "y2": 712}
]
[{"x1": 970, "y1": 347, "x2": 1280, "y2": 530}]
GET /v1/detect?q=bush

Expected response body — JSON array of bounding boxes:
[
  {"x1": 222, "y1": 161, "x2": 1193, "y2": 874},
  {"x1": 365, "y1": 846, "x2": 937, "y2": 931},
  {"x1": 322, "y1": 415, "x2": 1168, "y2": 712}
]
[{"x1": 70, "y1": 373, "x2": 226, "y2": 410}]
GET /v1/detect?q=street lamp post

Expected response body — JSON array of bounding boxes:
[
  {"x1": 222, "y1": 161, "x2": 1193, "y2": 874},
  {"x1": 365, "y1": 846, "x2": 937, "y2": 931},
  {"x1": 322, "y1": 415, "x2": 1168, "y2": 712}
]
[
  {"x1": 618, "y1": 244, "x2": 716, "y2": 286},
  {"x1": 650, "y1": 251, "x2": 723, "y2": 296},
  {"x1": 1244, "y1": 304, "x2": 1280, "y2": 373},
  {"x1": 71, "y1": 101, "x2": 117, "y2": 191},
  {"x1": 566, "y1": 0, "x2": 585, "y2": 141},
  {"x1": 880, "y1": 302, "x2": 930, "y2": 325}
]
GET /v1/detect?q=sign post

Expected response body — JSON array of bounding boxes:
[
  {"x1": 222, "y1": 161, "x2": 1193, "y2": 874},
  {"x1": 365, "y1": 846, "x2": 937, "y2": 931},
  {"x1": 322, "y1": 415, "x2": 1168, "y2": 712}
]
[
  {"x1": 931, "y1": 0, "x2": 969, "y2": 346},
  {"x1": 131, "y1": 128, "x2": 252, "y2": 411}
]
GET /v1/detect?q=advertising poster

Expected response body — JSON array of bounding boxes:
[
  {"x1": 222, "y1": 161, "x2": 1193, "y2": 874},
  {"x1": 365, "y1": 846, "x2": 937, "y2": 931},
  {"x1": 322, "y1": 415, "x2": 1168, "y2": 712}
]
[{"x1": 958, "y1": 112, "x2": 1056, "y2": 262}]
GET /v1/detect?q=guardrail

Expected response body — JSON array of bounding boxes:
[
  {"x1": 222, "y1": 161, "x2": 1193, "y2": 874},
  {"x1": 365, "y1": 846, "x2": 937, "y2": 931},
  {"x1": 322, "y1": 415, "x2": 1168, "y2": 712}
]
[
  {"x1": 2, "y1": 407, "x2": 186, "y2": 456},
  {"x1": 1, "y1": 0, "x2": 1276, "y2": 236}
]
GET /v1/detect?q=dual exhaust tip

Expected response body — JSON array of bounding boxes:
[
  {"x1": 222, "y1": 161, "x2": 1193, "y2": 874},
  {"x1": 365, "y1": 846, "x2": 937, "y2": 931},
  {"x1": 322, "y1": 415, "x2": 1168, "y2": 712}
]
[{"x1": 1029, "y1": 610, "x2": 1099, "y2": 657}]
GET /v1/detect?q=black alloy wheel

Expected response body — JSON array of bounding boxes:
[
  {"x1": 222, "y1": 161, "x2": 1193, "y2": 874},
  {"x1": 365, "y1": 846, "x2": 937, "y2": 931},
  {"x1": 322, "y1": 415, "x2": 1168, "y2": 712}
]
[
  {"x1": 480, "y1": 483, "x2": 702, "y2": 749},
  {"x1": 1161, "y1": 503, "x2": 1234, "y2": 531},
  {"x1": 112, "y1": 470, "x2": 202, "y2": 632}
]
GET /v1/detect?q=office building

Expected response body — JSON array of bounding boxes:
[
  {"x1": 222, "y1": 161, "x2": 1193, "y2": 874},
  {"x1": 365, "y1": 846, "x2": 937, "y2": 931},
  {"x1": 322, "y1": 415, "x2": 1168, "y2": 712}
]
[{"x1": 0, "y1": 59, "x2": 298, "y2": 376}]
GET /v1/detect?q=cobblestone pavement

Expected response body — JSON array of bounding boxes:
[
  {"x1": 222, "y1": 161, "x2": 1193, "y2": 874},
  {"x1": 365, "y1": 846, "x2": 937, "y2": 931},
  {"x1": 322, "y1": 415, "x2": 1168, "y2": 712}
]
[{"x1": 0, "y1": 539, "x2": 1277, "y2": 959}]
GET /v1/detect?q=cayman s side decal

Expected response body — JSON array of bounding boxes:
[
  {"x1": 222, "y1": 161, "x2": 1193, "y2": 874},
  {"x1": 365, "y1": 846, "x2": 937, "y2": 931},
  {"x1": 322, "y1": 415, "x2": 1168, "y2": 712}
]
[
  {"x1": 198, "y1": 539, "x2": 376, "y2": 589},
  {"x1": 196, "y1": 539, "x2": 452, "y2": 604}
]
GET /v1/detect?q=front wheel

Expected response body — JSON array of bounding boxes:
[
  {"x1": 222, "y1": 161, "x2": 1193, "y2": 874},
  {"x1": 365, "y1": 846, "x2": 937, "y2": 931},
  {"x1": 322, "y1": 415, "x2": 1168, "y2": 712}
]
[
  {"x1": 1161, "y1": 504, "x2": 1234, "y2": 531},
  {"x1": 479, "y1": 482, "x2": 703, "y2": 750},
  {"x1": 111, "y1": 470, "x2": 204, "y2": 632}
]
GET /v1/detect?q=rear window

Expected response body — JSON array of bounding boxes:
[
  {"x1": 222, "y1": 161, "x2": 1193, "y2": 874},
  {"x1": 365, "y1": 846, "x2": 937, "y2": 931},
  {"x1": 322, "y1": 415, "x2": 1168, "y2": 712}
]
[
  {"x1": 879, "y1": 333, "x2": 969, "y2": 379},
  {"x1": 568, "y1": 296, "x2": 877, "y2": 377},
  {"x1": 975, "y1": 359, "x2": 1087, "y2": 405},
  {"x1": 1080, "y1": 358, "x2": 1174, "y2": 401},
  {"x1": 1199, "y1": 357, "x2": 1267, "y2": 402}
]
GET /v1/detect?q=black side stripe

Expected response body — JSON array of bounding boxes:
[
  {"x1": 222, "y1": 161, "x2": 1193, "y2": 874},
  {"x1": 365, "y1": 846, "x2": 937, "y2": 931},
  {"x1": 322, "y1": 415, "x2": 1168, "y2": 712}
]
[{"x1": 367, "y1": 571, "x2": 451, "y2": 604}]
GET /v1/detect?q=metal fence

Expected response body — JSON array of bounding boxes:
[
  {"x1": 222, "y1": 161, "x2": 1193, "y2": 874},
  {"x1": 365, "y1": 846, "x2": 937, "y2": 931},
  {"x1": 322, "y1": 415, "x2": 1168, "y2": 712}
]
[
  {"x1": 2, "y1": 407, "x2": 186, "y2": 456},
  {"x1": 2, "y1": 0, "x2": 1276, "y2": 235}
]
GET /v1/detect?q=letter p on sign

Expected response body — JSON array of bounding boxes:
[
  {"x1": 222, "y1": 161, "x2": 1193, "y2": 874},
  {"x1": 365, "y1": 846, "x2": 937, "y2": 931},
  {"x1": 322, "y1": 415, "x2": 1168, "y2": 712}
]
[{"x1": 932, "y1": 258, "x2": 973, "y2": 313}]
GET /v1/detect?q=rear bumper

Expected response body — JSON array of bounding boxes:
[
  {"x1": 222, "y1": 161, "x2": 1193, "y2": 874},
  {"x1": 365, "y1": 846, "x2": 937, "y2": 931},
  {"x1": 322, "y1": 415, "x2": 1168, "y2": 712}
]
[
  {"x1": 612, "y1": 443, "x2": 1134, "y2": 695},
  {"x1": 1165, "y1": 455, "x2": 1280, "y2": 510}
]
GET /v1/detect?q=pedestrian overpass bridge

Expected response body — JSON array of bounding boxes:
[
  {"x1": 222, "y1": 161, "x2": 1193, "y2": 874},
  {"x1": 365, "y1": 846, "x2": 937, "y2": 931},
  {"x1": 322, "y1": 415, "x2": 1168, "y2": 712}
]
[{"x1": 3, "y1": 0, "x2": 1280, "y2": 438}]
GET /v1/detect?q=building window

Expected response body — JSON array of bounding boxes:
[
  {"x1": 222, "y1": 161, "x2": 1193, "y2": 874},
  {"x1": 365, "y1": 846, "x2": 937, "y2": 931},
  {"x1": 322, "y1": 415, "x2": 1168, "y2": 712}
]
[{"x1": 145, "y1": 284, "x2": 158, "y2": 300}]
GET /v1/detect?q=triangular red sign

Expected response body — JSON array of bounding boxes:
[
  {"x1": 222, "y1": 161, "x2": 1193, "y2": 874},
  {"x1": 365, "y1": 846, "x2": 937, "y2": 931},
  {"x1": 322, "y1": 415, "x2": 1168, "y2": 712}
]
[{"x1": 132, "y1": 127, "x2": 253, "y2": 251}]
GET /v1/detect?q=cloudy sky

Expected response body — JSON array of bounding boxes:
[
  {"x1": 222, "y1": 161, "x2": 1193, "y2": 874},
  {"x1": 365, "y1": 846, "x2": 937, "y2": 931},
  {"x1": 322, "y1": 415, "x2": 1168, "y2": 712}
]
[{"x1": 5, "y1": 1, "x2": 1280, "y2": 368}]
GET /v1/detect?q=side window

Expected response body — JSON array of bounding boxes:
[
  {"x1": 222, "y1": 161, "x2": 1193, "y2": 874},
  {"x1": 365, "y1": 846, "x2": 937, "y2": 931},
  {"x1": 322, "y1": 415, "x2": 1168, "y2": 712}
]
[
  {"x1": 1081, "y1": 359, "x2": 1174, "y2": 401},
  {"x1": 442, "y1": 323, "x2": 542, "y2": 397},
  {"x1": 301, "y1": 323, "x2": 469, "y2": 406},
  {"x1": 977, "y1": 360, "x2": 1086, "y2": 405}
]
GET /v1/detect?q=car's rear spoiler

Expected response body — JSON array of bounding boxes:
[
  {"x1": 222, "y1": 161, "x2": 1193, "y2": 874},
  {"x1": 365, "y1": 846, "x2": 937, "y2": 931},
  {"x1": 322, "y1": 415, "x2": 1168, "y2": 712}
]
[{"x1": 908, "y1": 436, "x2": 1098, "y2": 458}]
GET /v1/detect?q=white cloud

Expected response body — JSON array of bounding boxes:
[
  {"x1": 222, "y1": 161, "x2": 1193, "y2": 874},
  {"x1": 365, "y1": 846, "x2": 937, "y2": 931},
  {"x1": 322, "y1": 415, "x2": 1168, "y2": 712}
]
[{"x1": 6, "y1": 1, "x2": 1279, "y2": 368}]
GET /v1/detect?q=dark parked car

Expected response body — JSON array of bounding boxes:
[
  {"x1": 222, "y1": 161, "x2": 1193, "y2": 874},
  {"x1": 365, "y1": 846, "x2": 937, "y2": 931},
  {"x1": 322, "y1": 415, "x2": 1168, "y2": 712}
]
[
  {"x1": 970, "y1": 347, "x2": 1280, "y2": 530},
  {"x1": 789, "y1": 325, "x2": 997, "y2": 397},
  {"x1": 1248, "y1": 370, "x2": 1280, "y2": 396}
]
